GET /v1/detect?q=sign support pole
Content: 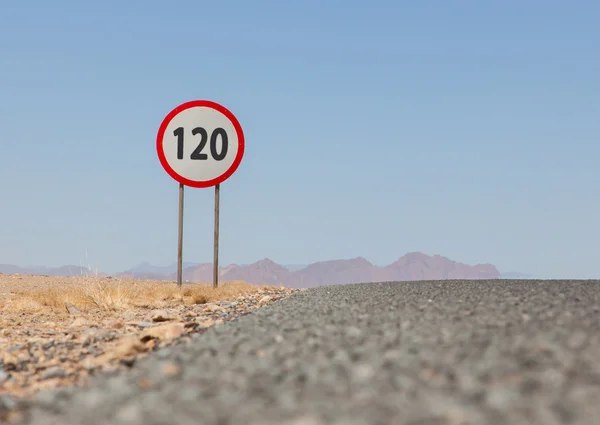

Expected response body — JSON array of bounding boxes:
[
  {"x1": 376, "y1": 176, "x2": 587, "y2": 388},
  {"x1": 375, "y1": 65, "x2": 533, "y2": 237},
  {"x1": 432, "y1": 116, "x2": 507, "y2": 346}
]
[
  {"x1": 177, "y1": 182, "x2": 184, "y2": 287},
  {"x1": 213, "y1": 183, "x2": 220, "y2": 288},
  {"x1": 156, "y1": 100, "x2": 244, "y2": 289}
]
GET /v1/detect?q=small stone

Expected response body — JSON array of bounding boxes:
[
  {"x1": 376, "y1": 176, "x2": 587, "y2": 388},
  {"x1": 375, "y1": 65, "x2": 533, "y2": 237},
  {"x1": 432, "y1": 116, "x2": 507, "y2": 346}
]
[
  {"x1": 155, "y1": 348, "x2": 171, "y2": 359},
  {"x1": 352, "y1": 363, "x2": 375, "y2": 383},
  {"x1": 42, "y1": 340, "x2": 55, "y2": 350},
  {"x1": 112, "y1": 319, "x2": 124, "y2": 329},
  {"x1": 98, "y1": 331, "x2": 117, "y2": 341},
  {"x1": 81, "y1": 328, "x2": 99, "y2": 338},
  {"x1": 136, "y1": 321, "x2": 155, "y2": 329},
  {"x1": 149, "y1": 310, "x2": 174, "y2": 322},
  {"x1": 81, "y1": 357, "x2": 96, "y2": 370},
  {"x1": 137, "y1": 377, "x2": 153, "y2": 389},
  {"x1": 161, "y1": 362, "x2": 181, "y2": 377},
  {"x1": 102, "y1": 335, "x2": 149, "y2": 362},
  {"x1": 141, "y1": 322, "x2": 185, "y2": 343},
  {"x1": 383, "y1": 349, "x2": 402, "y2": 362},
  {"x1": 2, "y1": 352, "x2": 18, "y2": 368},
  {"x1": 197, "y1": 318, "x2": 216, "y2": 329},
  {"x1": 65, "y1": 302, "x2": 80, "y2": 314},
  {"x1": 70, "y1": 317, "x2": 91, "y2": 328},
  {"x1": 41, "y1": 366, "x2": 66, "y2": 380},
  {"x1": 8, "y1": 344, "x2": 25, "y2": 353},
  {"x1": 258, "y1": 295, "x2": 273, "y2": 306},
  {"x1": 204, "y1": 303, "x2": 225, "y2": 313},
  {"x1": 345, "y1": 326, "x2": 362, "y2": 339},
  {"x1": 0, "y1": 395, "x2": 17, "y2": 411}
]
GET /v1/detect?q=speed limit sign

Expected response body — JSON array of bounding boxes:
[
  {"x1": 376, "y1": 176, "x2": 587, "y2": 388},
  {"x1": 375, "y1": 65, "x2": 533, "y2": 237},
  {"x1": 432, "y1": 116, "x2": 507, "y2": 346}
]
[
  {"x1": 156, "y1": 100, "x2": 245, "y2": 188},
  {"x1": 156, "y1": 100, "x2": 245, "y2": 289}
]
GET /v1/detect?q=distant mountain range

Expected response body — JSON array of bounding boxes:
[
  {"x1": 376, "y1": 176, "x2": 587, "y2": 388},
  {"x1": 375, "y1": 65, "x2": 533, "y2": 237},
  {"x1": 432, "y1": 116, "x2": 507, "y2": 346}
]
[
  {"x1": 0, "y1": 264, "x2": 104, "y2": 277},
  {"x1": 0, "y1": 252, "x2": 526, "y2": 288}
]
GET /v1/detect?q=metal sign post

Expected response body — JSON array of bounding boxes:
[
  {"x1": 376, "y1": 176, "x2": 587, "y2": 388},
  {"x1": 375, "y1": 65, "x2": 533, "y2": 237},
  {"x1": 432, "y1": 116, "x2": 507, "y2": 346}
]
[
  {"x1": 213, "y1": 183, "x2": 220, "y2": 288},
  {"x1": 156, "y1": 100, "x2": 245, "y2": 288},
  {"x1": 177, "y1": 183, "x2": 184, "y2": 287}
]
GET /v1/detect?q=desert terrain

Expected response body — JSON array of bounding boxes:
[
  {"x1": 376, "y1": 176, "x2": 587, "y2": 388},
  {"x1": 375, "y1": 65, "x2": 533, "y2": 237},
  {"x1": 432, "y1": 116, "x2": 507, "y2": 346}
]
[{"x1": 0, "y1": 272, "x2": 299, "y2": 420}]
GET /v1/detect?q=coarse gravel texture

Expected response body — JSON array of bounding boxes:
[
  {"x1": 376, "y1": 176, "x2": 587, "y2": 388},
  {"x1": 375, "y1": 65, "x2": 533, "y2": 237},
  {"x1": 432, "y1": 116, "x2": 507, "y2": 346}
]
[{"x1": 5, "y1": 279, "x2": 600, "y2": 425}]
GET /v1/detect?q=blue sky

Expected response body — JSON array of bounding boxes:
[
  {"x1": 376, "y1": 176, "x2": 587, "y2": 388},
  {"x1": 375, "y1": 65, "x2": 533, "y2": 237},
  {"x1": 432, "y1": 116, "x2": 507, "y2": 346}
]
[{"x1": 1, "y1": 0, "x2": 598, "y2": 278}]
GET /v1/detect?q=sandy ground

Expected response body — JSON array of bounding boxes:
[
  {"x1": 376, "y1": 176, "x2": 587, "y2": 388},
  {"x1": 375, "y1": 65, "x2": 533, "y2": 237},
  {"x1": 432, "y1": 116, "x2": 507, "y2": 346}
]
[{"x1": 0, "y1": 272, "x2": 300, "y2": 409}]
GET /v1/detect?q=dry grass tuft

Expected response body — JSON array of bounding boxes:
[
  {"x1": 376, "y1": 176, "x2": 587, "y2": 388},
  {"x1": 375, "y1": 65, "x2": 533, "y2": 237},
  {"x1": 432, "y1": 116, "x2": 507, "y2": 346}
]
[
  {"x1": 81, "y1": 279, "x2": 142, "y2": 311},
  {"x1": 3, "y1": 276, "x2": 271, "y2": 313},
  {"x1": 191, "y1": 293, "x2": 209, "y2": 305}
]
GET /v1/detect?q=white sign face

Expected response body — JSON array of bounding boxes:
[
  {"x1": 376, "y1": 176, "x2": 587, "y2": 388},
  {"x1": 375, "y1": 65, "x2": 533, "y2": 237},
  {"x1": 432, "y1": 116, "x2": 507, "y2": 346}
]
[{"x1": 157, "y1": 100, "x2": 245, "y2": 188}]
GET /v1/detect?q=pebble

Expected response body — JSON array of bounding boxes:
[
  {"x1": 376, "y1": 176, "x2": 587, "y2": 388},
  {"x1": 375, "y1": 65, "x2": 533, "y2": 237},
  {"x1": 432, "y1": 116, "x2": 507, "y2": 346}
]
[
  {"x1": 69, "y1": 317, "x2": 91, "y2": 328},
  {"x1": 42, "y1": 340, "x2": 55, "y2": 350},
  {"x1": 112, "y1": 319, "x2": 125, "y2": 329},
  {"x1": 40, "y1": 367, "x2": 66, "y2": 380},
  {"x1": 258, "y1": 295, "x2": 273, "y2": 306},
  {"x1": 8, "y1": 345, "x2": 25, "y2": 353},
  {"x1": 154, "y1": 348, "x2": 172, "y2": 359},
  {"x1": 148, "y1": 310, "x2": 173, "y2": 323},
  {"x1": 141, "y1": 323, "x2": 185, "y2": 342},
  {"x1": 344, "y1": 326, "x2": 362, "y2": 339},
  {"x1": 65, "y1": 302, "x2": 80, "y2": 315},
  {"x1": 0, "y1": 395, "x2": 18, "y2": 411},
  {"x1": 160, "y1": 362, "x2": 181, "y2": 377},
  {"x1": 204, "y1": 303, "x2": 225, "y2": 313}
]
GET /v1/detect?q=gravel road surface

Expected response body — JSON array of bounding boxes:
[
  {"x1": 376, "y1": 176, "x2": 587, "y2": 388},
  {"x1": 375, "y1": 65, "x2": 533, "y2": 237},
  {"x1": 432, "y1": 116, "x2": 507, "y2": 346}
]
[{"x1": 8, "y1": 279, "x2": 600, "y2": 425}]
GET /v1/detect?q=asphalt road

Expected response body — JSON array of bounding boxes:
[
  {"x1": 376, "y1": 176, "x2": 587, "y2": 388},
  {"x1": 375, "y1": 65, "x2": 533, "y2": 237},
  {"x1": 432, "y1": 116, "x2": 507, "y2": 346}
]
[{"x1": 10, "y1": 279, "x2": 600, "y2": 425}]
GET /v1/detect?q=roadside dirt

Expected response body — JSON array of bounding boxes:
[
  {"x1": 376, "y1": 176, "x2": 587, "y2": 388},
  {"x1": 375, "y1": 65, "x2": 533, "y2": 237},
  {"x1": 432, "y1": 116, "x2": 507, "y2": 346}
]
[{"x1": 0, "y1": 273, "x2": 300, "y2": 405}]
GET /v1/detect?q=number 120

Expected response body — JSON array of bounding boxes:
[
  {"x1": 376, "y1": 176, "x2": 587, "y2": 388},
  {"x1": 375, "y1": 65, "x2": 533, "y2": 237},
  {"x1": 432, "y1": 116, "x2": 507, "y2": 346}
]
[{"x1": 173, "y1": 127, "x2": 228, "y2": 161}]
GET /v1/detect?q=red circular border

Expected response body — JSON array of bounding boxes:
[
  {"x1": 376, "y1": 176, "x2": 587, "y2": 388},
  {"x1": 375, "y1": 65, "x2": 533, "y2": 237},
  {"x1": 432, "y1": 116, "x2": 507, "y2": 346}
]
[{"x1": 156, "y1": 100, "x2": 245, "y2": 188}]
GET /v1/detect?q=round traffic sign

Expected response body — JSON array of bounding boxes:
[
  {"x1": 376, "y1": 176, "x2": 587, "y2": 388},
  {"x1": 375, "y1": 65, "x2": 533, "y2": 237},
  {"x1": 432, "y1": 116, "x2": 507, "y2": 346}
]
[{"x1": 156, "y1": 100, "x2": 245, "y2": 188}]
